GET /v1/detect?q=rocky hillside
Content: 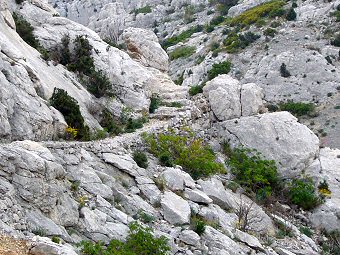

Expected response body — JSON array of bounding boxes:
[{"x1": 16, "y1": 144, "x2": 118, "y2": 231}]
[{"x1": 0, "y1": 0, "x2": 340, "y2": 254}]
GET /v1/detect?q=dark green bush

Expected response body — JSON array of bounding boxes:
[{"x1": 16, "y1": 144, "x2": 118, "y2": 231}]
[
  {"x1": 279, "y1": 101, "x2": 315, "y2": 117},
  {"x1": 331, "y1": 34, "x2": 340, "y2": 47},
  {"x1": 286, "y1": 8, "x2": 297, "y2": 21},
  {"x1": 144, "y1": 130, "x2": 226, "y2": 179},
  {"x1": 13, "y1": 13, "x2": 40, "y2": 49},
  {"x1": 264, "y1": 27, "x2": 277, "y2": 37},
  {"x1": 224, "y1": 31, "x2": 260, "y2": 53},
  {"x1": 225, "y1": 145, "x2": 279, "y2": 200},
  {"x1": 100, "y1": 109, "x2": 123, "y2": 135},
  {"x1": 125, "y1": 118, "x2": 146, "y2": 133},
  {"x1": 50, "y1": 88, "x2": 90, "y2": 140},
  {"x1": 189, "y1": 85, "x2": 204, "y2": 96},
  {"x1": 322, "y1": 230, "x2": 340, "y2": 255},
  {"x1": 133, "y1": 151, "x2": 149, "y2": 169},
  {"x1": 191, "y1": 216, "x2": 206, "y2": 235},
  {"x1": 288, "y1": 178, "x2": 320, "y2": 210},
  {"x1": 80, "y1": 222, "x2": 170, "y2": 255},
  {"x1": 280, "y1": 63, "x2": 291, "y2": 77},
  {"x1": 149, "y1": 95, "x2": 161, "y2": 113},
  {"x1": 207, "y1": 61, "x2": 232, "y2": 80}
]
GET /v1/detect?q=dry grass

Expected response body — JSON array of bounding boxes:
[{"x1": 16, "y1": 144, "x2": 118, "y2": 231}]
[{"x1": 0, "y1": 236, "x2": 28, "y2": 255}]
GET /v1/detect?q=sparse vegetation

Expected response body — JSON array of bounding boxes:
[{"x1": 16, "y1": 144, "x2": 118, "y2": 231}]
[
  {"x1": 80, "y1": 222, "x2": 170, "y2": 255},
  {"x1": 207, "y1": 60, "x2": 232, "y2": 80},
  {"x1": 133, "y1": 6, "x2": 152, "y2": 15},
  {"x1": 162, "y1": 25, "x2": 203, "y2": 49},
  {"x1": 224, "y1": 31, "x2": 260, "y2": 53},
  {"x1": 169, "y1": 46, "x2": 196, "y2": 60},
  {"x1": 144, "y1": 129, "x2": 226, "y2": 179},
  {"x1": 191, "y1": 215, "x2": 206, "y2": 235},
  {"x1": 280, "y1": 63, "x2": 291, "y2": 77},
  {"x1": 149, "y1": 95, "x2": 162, "y2": 113},
  {"x1": 279, "y1": 101, "x2": 315, "y2": 117},
  {"x1": 189, "y1": 85, "x2": 204, "y2": 96}
]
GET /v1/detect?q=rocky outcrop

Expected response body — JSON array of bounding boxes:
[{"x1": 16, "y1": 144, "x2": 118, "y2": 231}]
[
  {"x1": 123, "y1": 27, "x2": 169, "y2": 72},
  {"x1": 215, "y1": 112, "x2": 320, "y2": 177},
  {"x1": 203, "y1": 75, "x2": 265, "y2": 121}
]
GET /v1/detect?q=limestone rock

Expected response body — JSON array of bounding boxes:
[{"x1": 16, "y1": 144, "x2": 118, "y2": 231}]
[
  {"x1": 234, "y1": 229, "x2": 264, "y2": 250},
  {"x1": 161, "y1": 191, "x2": 191, "y2": 225},
  {"x1": 216, "y1": 112, "x2": 319, "y2": 177},
  {"x1": 123, "y1": 27, "x2": 169, "y2": 72},
  {"x1": 183, "y1": 188, "x2": 213, "y2": 204},
  {"x1": 160, "y1": 167, "x2": 196, "y2": 191},
  {"x1": 179, "y1": 230, "x2": 200, "y2": 246}
]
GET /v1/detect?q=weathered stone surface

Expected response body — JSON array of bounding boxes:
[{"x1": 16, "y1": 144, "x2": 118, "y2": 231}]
[
  {"x1": 123, "y1": 27, "x2": 169, "y2": 72},
  {"x1": 203, "y1": 75, "x2": 241, "y2": 121},
  {"x1": 183, "y1": 188, "x2": 213, "y2": 204},
  {"x1": 161, "y1": 191, "x2": 191, "y2": 225},
  {"x1": 179, "y1": 230, "x2": 200, "y2": 246},
  {"x1": 216, "y1": 112, "x2": 319, "y2": 177},
  {"x1": 29, "y1": 236, "x2": 77, "y2": 255},
  {"x1": 234, "y1": 229, "x2": 263, "y2": 250},
  {"x1": 160, "y1": 167, "x2": 196, "y2": 191}
]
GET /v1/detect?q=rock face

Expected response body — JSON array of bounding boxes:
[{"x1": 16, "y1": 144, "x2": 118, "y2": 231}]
[
  {"x1": 123, "y1": 27, "x2": 169, "y2": 72},
  {"x1": 203, "y1": 75, "x2": 265, "y2": 121},
  {"x1": 161, "y1": 191, "x2": 191, "y2": 225},
  {"x1": 309, "y1": 148, "x2": 340, "y2": 232},
  {"x1": 215, "y1": 112, "x2": 320, "y2": 177}
]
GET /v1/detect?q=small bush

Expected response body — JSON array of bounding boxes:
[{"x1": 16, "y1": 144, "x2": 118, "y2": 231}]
[
  {"x1": 149, "y1": 95, "x2": 161, "y2": 113},
  {"x1": 100, "y1": 109, "x2": 123, "y2": 135},
  {"x1": 264, "y1": 27, "x2": 277, "y2": 37},
  {"x1": 322, "y1": 230, "x2": 340, "y2": 255},
  {"x1": 280, "y1": 63, "x2": 291, "y2": 77},
  {"x1": 288, "y1": 178, "x2": 321, "y2": 210},
  {"x1": 133, "y1": 6, "x2": 152, "y2": 15},
  {"x1": 224, "y1": 31, "x2": 260, "y2": 53},
  {"x1": 144, "y1": 130, "x2": 226, "y2": 179},
  {"x1": 133, "y1": 151, "x2": 149, "y2": 169},
  {"x1": 80, "y1": 222, "x2": 170, "y2": 255},
  {"x1": 125, "y1": 118, "x2": 146, "y2": 133},
  {"x1": 299, "y1": 226, "x2": 312, "y2": 237},
  {"x1": 230, "y1": 0, "x2": 286, "y2": 27},
  {"x1": 51, "y1": 236, "x2": 60, "y2": 244},
  {"x1": 189, "y1": 85, "x2": 204, "y2": 96},
  {"x1": 331, "y1": 34, "x2": 340, "y2": 47},
  {"x1": 286, "y1": 8, "x2": 297, "y2": 21},
  {"x1": 279, "y1": 101, "x2": 315, "y2": 117},
  {"x1": 169, "y1": 46, "x2": 196, "y2": 60},
  {"x1": 15, "y1": 0, "x2": 25, "y2": 4},
  {"x1": 191, "y1": 216, "x2": 206, "y2": 235},
  {"x1": 50, "y1": 88, "x2": 90, "y2": 140},
  {"x1": 207, "y1": 61, "x2": 232, "y2": 80},
  {"x1": 226, "y1": 146, "x2": 279, "y2": 200}
]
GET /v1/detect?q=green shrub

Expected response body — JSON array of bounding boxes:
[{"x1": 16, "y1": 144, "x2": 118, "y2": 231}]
[
  {"x1": 191, "y1": 216, "x2": 206, "y2": 235},
  {"x1": 230, "y1": 0, "x2": 286, "y2": 27},
  {"x1": 100, "y1": 109, "x2": 123, "y2": 135},
  {"x1": 125, "y1": 118, "x2": 146, "y2": 133},
  {"x1": 80, "y1": 222, "x2": 170, "y2": 255},
  {"x1": 288, "y1": 178, "x2": 320, "y2": 210},
  {"x1": 169, "y1": 46, "x2": 196, "y2": 60},
  {"x1": 226, "y1": 145, "x2": 279, "y2": 199},
  {"x1": 279, "y1": 101, "x2": 315, "y2": 117},
  {"x1": 51, "y1": 236, "x2": 60, "y2": 244},
  {"x1": 286, "y1": 8, "x2": 297, "y2": 21},
  {"x1": 299, "y1": 226, "x2": 312, "y2": 237},
  {"x1": 224, "y1": 31, "x2": 260, "y2": 53},
  {"x1": 133, "y1": 151, "x2": 149, "y2": 169},
  {"x1": 264, "y1": 27, "x2": 277, "y2": 37},
  {"x1": 50, "y1": 88, "x2": 90, "y2": 140},
  {"x1": 144, "y1": 130, "x2": 226, "y2": 179},
  {"x1": 162, "y1": 25, "x2": 203, "y2": 49},
  {"x1": 207, "y1": 61, "x2": 232, "y2": 80},
  {"x1": 189, "y1": 85, "x2": 204, "y2": 96},
  {"x1": 133, "y1": 6, "x2": 152, "y2": 15}
]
